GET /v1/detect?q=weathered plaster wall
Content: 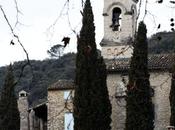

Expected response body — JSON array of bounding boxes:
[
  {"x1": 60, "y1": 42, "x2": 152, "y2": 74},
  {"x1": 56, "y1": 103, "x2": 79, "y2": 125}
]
[
  {"x1": 102, "y1": 0, "x2": 137, "y2": 60},
  {"x1": 103, "y1": 0, "x2": 137, "y2": 44},
  {"x1": 150, "y1": 72, "x2": 171, "y2": 130},
  {"x1": 107, "y1": 72, "x2": 171, "y2": 130},
  {"x1": 101, "y1": 45, "x2": 133, "y2": 59}
]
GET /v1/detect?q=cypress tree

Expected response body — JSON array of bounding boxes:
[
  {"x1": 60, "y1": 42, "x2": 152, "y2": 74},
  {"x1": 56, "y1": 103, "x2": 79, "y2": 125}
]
[
  {"x1": 170, "y1": 65, "x2": 175, "y2": 126},
  {"x1": 73, "y1": 0, "x2": 111, "y2": 130},
  {"x1": 0, "y1": 65, "x2": 20, "y2": 130},
  {"x1": 125, "y1": 21, "x2": 154, "y2": 130}
]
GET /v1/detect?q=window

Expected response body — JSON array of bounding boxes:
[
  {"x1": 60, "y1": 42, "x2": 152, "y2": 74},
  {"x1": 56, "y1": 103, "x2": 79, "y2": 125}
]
[
  {"x1": 65, "y1": 113, "x2": 74, "y2": 130},
  {"x1": 19, "y1": 91, "x2": 27, "y2": 97},
  {"x1": 20, "y1": 93, "x2": 25, "y2": 97},
  {"x1": 64, "y1": 91, "x2": 71, "y2": 100},
  {"x1": 110, "y1": 7, "x2": 122, "y2": 31}
]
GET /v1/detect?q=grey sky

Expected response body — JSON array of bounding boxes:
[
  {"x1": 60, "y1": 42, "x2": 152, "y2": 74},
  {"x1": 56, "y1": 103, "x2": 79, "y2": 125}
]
[{"x1": 0, "y1": 0, "x2": 174, "y2": 66}]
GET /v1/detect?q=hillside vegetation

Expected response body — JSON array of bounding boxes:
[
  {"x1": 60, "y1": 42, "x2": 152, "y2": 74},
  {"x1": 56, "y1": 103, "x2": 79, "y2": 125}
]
[
  {"x1": 148, "y1": 31, "x2": 175, "y2": 54},
  {"x1": 0, "y1": 53, "x2": 76, "y2": 106},
  {"x1": 0, "y1": 31, "x2": 174, "y2": 106}
]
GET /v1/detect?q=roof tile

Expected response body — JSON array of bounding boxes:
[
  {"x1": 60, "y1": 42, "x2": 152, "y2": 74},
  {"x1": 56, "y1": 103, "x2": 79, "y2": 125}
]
[{"x1": 106, "y1": 54, "x2": 175, "y2": 72}]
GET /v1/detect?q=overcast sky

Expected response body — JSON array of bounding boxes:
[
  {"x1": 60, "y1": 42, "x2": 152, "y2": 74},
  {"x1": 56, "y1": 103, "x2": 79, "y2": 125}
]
[{"x1": 0, "y1": 0, "x2": 174, "y2": 67}]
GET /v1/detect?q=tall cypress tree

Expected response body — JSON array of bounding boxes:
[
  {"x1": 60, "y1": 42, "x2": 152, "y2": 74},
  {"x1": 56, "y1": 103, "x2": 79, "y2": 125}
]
[
  {"x1": 170, "y1": 64, "x2": 175, "y2": 126},
  {"x1": 73, "y1": 0, "x2": 111, "y2": 130},
  {"x1": 125, "y1": 21, "x2": 154, "y2": 130},
  {"x1": 0, "y1": 65, "x2": 20, "y2": 130}
]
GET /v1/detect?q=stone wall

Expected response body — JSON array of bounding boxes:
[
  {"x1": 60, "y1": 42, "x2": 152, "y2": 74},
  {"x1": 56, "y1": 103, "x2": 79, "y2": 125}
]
[
  {"x1": 103, "y1": 0, "x2": 137, "y2": 44},
  {"x1": 18, "y1": 92, "x2": 29, "y2": 130},
  {"x1": 101, "y1": 0, "x2": 137, "y2": 60},
  {"x1": 101, "y1": 45, "x2": 133, "y2": 59},
  {"x1": 150, "y1": 72, "x2": 171, "y2": 130},
  {"x1": 48, "y1": 89, "x2": 73, "y2": 130},
  {"x1": 107, "y1": 73, "x2": 126, "y2": 130},
  {"x1": 18, "y1": 91, "x2": 47, "y2": 130},
  {"x1": 107, "y1": 72, "x2": 171, "y2": 130},
  {"x1": 47, "y1": 71, "x2": 171, "y2": 130}
]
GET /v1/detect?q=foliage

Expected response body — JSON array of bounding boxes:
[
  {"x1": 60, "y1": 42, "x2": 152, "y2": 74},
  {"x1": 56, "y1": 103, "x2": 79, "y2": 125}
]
[
  {"x1": 170, "y1": 65, "x2": 175, "y2": 126},
  {"x1": 73, "y1": 0, "x2": 111, "y2": 130},
  {"x1": 47, "y1": 44, "x2": 64, "y2": 58},
  {"x1": 0, "y1": 65, "x2": 20, "y2": 130},
  {"x1": 0, "y1": 53, "x2": 76, "y2": 106},
  {"x1": 125, "y1": 22, "x2": 154, "y2": 130},
  {"x1": 148, "y1": 31, "x2": 175, "y2": 54},
  {"x1": 0, "y1": 29, "x2": 173, "y2": 106}
]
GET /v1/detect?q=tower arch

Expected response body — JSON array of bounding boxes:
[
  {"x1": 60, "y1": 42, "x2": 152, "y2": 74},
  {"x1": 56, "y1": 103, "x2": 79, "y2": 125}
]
[
  {"x1": 101, "y1": 0, "x2": 138, "y2": 59},
  {"x1": 111, "y1": 7, "x2": 122, "y2": 31},
  {"x1": 105, "y1": 2, "x2": 127, "y2": 15}
]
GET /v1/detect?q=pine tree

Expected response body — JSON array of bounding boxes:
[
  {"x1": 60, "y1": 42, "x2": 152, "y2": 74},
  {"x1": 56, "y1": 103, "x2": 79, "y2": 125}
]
[
  {"x1": 125, "y1": 21, "x2": 154, "y2": 130},
  {"x1": 170, "y1": 65, "x2": 175, "y2": 126},
  {"x1": 73, "y1": 0, "x2": 111, "y2": 130},
  {"x1": 0, "y1": 65, "x2": 20, "y2": 130}
]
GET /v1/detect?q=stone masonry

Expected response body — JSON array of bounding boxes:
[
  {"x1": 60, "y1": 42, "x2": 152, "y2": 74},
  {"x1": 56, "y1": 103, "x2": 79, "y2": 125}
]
[
  {"x1": 100, "y1": 0, "x2": 173, "y2": 129},
  {"x1": 107, "y1": 72, "x2": 171, "y2": 130},
  {"x1": 18, "y1": 1, "x2": 174, "y2": 129},
  {"x1": 47, "y1": 80, "x2": 74, "y2": 130},
  {"x1": 18, "y1": 90, "x2": 47, "y2": 130},
  {"x1": 101, "y1": 0, "x2": 137, "y2": 59},
  {"x1": 18, "y1": 90, "x2": 29, "y2": 130}
]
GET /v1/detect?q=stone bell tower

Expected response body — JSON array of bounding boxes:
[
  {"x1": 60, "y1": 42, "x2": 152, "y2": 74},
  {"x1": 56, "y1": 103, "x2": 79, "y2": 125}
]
[{"x1": 101, "y1": 0, "x2": 138, "y2": 59}]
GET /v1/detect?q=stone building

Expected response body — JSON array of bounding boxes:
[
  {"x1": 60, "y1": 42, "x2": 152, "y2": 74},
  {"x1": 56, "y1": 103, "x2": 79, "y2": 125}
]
[
  {"x1": 18, "y1": 80, "x2": 75, "y2": 130},
  {"x1": 45, "y1": 54, "x2": 174, "y2": 130},
  {"x1": 101, "y1": 0, "x2": 137, "y2": 59},
  {"x1": 18, "y1": 90, "x2": 29, "y2": 130},
  {"x1": 18, "y1": 90, "x2": 47, "y2": 130},
  {"x1": 47, "y1": 79, "x2": 74, "y2": 130},
  {"x1": 105, "y1": 54, "x2": 175, "y2": 130},
  {"x1": 18, "y1": 0, "x2": 175, "y2": 130},
  {"x1": 100, "y1": 0, "x2": 175, "y2": 130}
]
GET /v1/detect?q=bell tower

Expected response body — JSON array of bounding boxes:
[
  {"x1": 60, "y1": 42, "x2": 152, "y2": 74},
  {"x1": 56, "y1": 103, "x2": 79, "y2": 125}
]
[{"x1": 101, "y1": 0, "x2": 138, "y2": 59}]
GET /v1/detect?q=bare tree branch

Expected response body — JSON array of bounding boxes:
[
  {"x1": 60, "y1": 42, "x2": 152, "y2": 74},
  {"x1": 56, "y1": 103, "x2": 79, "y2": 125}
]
[
  {"x1": 0, "y1": 5, "x2": 33, "y2": 88},
  {"x1": 13, "y1": 0, "x2": 23, "y2": 28},
  {"x1": 66, "y1": 1, "x2": 78, "y2": 35},
  {"x1": 47, "y1": 0, "x2": 69, "y2": 36},
  {"x1": 143, "y1": 0, "x2": 148, "y2": 20}
]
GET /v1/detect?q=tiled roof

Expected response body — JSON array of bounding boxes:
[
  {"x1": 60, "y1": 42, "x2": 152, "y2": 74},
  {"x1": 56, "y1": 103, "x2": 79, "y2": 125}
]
[
  {"x1": 48, "y1": 79, "x2": 75, "y2": 90},
  {"x1": 29, "y1": 99, "x2": 47, "y2": 110},
  {"x1": 106, "y1": 53, "x2": 175, "y2": 72}
]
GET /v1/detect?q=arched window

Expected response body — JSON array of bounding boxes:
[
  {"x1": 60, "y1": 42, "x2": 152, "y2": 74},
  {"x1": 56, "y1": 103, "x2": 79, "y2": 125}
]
[{"x1": 110, "y1": 7, "x2": 122, "y2": 31}]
